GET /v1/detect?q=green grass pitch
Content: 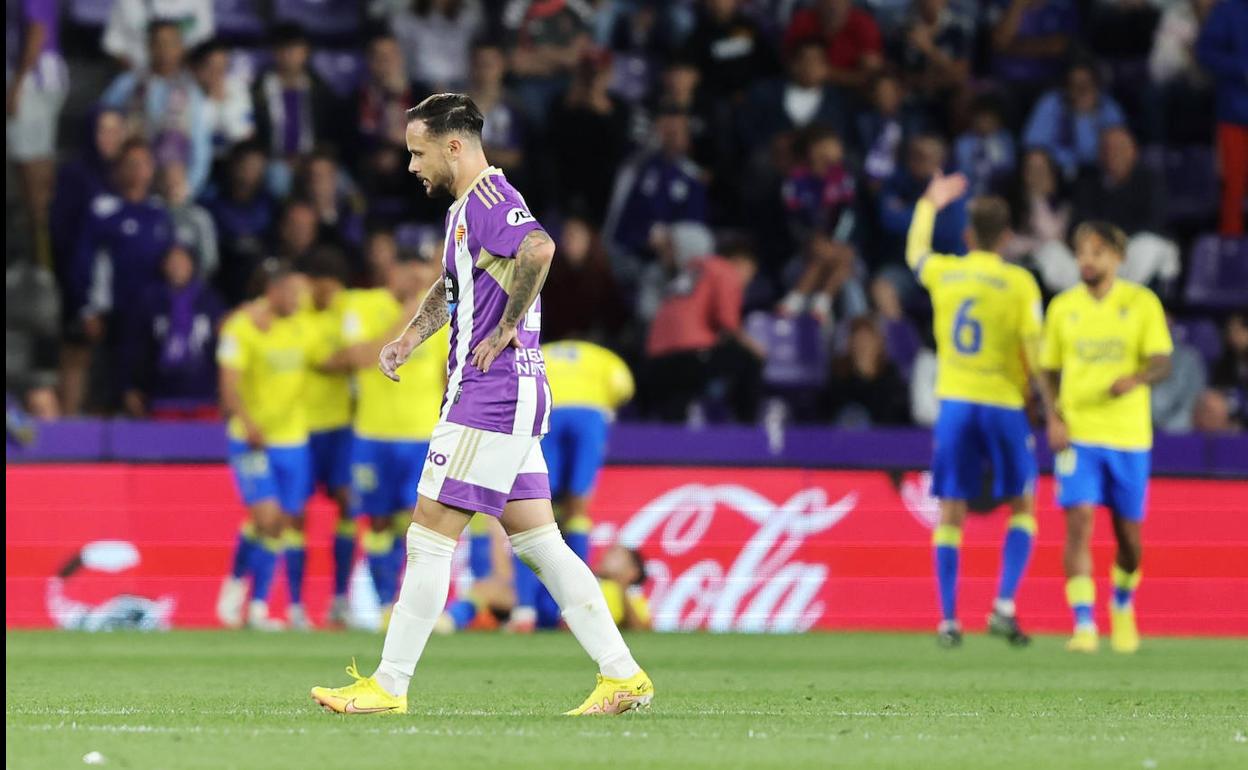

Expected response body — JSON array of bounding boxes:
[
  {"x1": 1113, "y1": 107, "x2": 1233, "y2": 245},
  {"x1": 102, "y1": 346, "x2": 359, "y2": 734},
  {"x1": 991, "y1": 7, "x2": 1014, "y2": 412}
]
[{"x1": 6, "y1": 631, "x2": 1246, "y2": 769}]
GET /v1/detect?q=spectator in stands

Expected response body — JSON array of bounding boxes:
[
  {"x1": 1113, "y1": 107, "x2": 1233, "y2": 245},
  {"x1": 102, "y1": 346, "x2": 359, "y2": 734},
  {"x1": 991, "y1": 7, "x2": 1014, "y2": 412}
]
[
  {"x1": 273, "y1": 200, "x2": 322, "y2": 266},
  {"x1": 739, "y1": 37, "x2": 849, "y2": 158},
  {"x1": 1150, "y1": 0, "x2": 1218, "y2": 143},
  {"x1": 1023, "y1": 59, "x2": 1126, "y2": 179},
  {"x1": 72, "y1": 140, "x2": 175, "y2": 410},
  {"x1": 605, "y1": 103, "x2": 709, "y2": 282},
  {"x1": 119, "y1": 245, "x2": 224, "y2": 419},
  {"x1": 252, "y1": 24, "x2": 338, "y2": 167},
  {"x1": 205, "y1": 141, "x2": 276, "y2": 304},
  {"x1": 988, "y1": 0, "x2": 1079, "y2": 119},
  {"x1": 364, "y1": 228, "x2": 399, "y2": 288},
  {"x1": 1152, "y1": 315, "x2": 1209, "y2": 433},
  {"x1": 878, "y1": 135, "x2": 965, "y2": 280},
  {"x1": 6, "y1": 259, "x2": 61, "y2": 419},
  {"x1": 822, "y1": 316, "x2": 911, "y2": 426},
  {"x1": 642, "y1": 222, "x2": 763, "y2": 423},
  {"x1": 101, "y1": 21, "x2": 212, "y2": 196},
  {"x1": 1196, "y1": 0, "x2": 1248, "y2": 236},
  {"x1": 469, "y1": 40, "x2": 527, "y2": 174},
  {"x1": 684, "y1": 0, "x2": 779, "y2": 104},
  {"x1": 954, "y1": 96, "x2": 1016, "y2": 197},
  {"x1": 1193, "y1": 389, "x2": 1242, "y2": 432},
  {"x1": 1005, "y1": 148, "x2": 1075, "y2": 291},
  {"x1": 102, "y1": 0, "x2": 214, "y2": 71},
  {"x1": 7, "y1": 0, "x2": 68, "y2": 270},
  {"x1": 778, "y1": 127, "x2": 860, "y2": 323},
  {"x1": 157, "y1": 161, "x2": 219, "y2": 280},
  {"x1": 357, "y1": 31, "x2": 414, "y2": 153},
  {"x1": 784, "y1": 0, "x2": 884, "y2": 90},
  {"x1": 895, "y1": 0, "x2": 972, "y2": 129},
  {"x1": 504, "y1": 0, "x2": 595, "y2": 127},
  {"x1": 191, "y1": 40, "x2": 255, "y2": 163},
  {"x1": 857, "y1": 69, "x2": 927, "y2": 188},
  {"x1": 391, "y1": 0, "x2": 482, "y2": 93},
  {"x1": 549, "y1": 48, "x2": 631, "y2": 222},
  {"x1": 1211, "y1": 312, "x2": 1248, "y2": 426},
  {"x1": 542, "y1": 215, "x2": 629, "y2": 343},
  {"x1": 296, "y1": 150, "x2": 365, "y2": 259},
  {"x1": 870, "y1": 275, "x2": 922, "y2": 379}
]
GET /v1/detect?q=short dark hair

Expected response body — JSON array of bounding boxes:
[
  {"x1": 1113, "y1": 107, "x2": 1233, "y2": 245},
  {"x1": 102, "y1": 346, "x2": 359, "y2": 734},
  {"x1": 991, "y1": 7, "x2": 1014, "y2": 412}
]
[
  {"x1": 1073, "y1": 220, "x2": 1128, "y2": 257},
  {"x1": 188, "y1": 38, "x2": 227, "y2": 67},
  {"x1": 270, "y1": 23, "x2": 308, "y2": 49},
  {"x1": 968, "y1": 196, "x2": 1012, "y2": 249},
  {"x1": 118, "y1": 137, "x2": 152, "y2": 159},
  {"x1": 148, "y1": 19, "x2": 182, "y2": 41},
  {"x1": 624, "y1": 548, "x2": 647, "y2": 587},
  {"x1": 298, "y1": 245, "x2": 351, "y2": 283},
  {"x1": 249, "y1": 257, "x2": 297, "y2": 297},
  {"x1": 405, "y1": 93, "x2": 484, "y2": 138}
]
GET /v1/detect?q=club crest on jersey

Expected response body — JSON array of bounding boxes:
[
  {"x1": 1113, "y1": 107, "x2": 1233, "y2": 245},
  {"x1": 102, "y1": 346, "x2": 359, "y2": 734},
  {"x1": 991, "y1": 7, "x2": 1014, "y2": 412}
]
[
  {"x1": 506, "y1": 208, "x2": 535, "y2": 227},
  {"x1": 455, "y1": 224, "x2": 466, "y2": 245}
]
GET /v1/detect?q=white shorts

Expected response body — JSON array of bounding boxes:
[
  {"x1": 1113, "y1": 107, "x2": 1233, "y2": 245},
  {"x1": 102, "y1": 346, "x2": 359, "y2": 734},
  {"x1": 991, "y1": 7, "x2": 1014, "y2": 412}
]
[
  {"x1": 6, "y1": 59, "x2": 68, "y2": 161},
  {"x1": 416, "y1": 421, "x2": 550, "y2": 517}
]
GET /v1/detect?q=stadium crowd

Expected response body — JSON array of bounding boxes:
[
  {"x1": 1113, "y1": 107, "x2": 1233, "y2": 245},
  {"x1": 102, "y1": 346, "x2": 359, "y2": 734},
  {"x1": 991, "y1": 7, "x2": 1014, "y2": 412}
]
[{"x1": 6, "y1": 0, "x2": 1246, "y2": 432}]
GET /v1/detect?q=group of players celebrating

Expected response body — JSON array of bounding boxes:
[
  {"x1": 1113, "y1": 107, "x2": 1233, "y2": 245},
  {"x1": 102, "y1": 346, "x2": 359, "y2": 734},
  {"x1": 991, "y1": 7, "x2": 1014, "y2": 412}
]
[
  {"x1": 913, "y1": 172, "x2": 1172, "y2": 655},
  {"x1": 214, "y1": 90, "x2": 1171, "y2": 717}
]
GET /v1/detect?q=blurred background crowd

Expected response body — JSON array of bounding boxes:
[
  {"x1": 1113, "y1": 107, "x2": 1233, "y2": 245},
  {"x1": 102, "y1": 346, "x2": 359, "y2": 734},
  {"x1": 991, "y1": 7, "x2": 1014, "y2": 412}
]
[{"x1": 5, "y1": 0, "x2": 1246, "y2": 434}]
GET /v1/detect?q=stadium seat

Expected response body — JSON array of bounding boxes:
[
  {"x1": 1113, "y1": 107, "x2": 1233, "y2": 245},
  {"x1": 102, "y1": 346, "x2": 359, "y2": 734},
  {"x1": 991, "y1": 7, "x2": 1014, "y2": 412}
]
[
  {"x1": 273, "y1": 0, "x2": 361, "y2": 43},
  {"x1": 745, "y1": 311, "x2": 829, "y2": 390},
  {"x1": 310, "y1": 49, "x2": 365, "y2": 99},
  {"x1": 1172, "y1": 317, "x2": 1224, "y2": 366},
  {"x1": 1183, "y1": 235, "x2": 1248, "y2": 310},
  {"x1": 214, "y1": 0, "x2": 267, "y2": 42},
  {"x1": 1141, "y1": 145, "x2": 1219, "y2": 224},
  {"x1": 68, "y1": 0, "x2": 112, "y2": 27}
]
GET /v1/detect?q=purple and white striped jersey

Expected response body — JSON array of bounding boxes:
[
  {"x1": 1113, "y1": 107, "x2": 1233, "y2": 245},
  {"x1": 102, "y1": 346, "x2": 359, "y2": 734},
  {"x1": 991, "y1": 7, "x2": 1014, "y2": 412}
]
[{"x1": 438, "y1": 166, "x2": 551, "y2": 437}]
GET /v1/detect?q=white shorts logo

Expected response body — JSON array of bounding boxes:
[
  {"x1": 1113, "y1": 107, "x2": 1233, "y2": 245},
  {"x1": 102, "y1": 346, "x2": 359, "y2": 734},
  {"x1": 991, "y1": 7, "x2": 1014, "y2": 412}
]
[{"x1": 506, "y1": 208, "x2": 535, "y2": 226}]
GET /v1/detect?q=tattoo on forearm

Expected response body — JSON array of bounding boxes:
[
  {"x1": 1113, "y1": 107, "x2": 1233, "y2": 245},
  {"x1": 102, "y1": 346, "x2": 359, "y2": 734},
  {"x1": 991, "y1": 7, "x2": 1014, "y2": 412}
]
[
  {"x1": 500, "y1": 230, "x2": 553, "y2": 328},
  {"x1": 1138, "y1": 355, "x2": 1172, "y2": 385},
  {"x1": 406, "y1": 274, "x2": 450, "y2": 344}
]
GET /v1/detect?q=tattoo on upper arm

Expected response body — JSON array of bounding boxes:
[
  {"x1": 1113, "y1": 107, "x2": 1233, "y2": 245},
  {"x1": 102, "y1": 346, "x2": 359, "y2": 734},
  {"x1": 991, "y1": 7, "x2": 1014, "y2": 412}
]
[
  {"x1": 406, "y1": 272, "x2": 450, "y2": 343},
  {"x1": 500, "y1": 230, "x2": 554, "y2": 328}
]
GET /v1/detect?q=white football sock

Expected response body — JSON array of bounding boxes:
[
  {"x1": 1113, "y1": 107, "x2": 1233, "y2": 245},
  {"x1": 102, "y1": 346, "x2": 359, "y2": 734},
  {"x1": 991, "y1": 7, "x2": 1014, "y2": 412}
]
[
  {"x1": 993, "y1": 598, "x2": 1016, "y2": 617},
  {"x1": 374, "y1": 523, "x2": 457, "y2": 697},
  {"x1": 510, "y1": 523, "x2": 640, "y2": 680}
]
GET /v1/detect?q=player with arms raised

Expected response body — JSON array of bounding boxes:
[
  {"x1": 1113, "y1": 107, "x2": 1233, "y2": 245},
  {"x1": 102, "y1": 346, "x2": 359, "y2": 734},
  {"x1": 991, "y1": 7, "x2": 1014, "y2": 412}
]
[
  {"x1": 1040, "y1": 222, "x2": 1172, "y2": 654},
  {"x1": 907, "y1": 173, "x2": 1056, "y2": 648},
  {"x1": 311, "y1": 94, "x2": 653, "y2": 715}
]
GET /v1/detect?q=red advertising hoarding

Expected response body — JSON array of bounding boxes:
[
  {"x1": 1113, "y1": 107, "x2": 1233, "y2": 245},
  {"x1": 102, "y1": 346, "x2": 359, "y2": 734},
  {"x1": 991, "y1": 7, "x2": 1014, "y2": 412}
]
[{"x1": 6, "y1": 464, "x2": 1247, "y2": 633}]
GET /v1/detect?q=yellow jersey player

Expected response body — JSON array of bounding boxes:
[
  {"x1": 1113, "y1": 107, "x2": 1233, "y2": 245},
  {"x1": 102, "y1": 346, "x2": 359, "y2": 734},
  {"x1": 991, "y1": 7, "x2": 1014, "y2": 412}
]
[
  {"x1": 334, "y1": 252, "x2": 448, "y2": 627},
  {"x1": 1040, "y1": 221, "x2": 1173, "y2": 654},
  {"x1": 509, "y1": 339, "x2": 635, "y2": 632},
  {"x1": 298, "y1": 247, "x2": 359, "y2": 629},
  {"x1": 215, "y1": 260, "x2": 316, "y2": 630},
  {"x1": 907, "y1": 172, "x2": 1056, "y2": 648}
]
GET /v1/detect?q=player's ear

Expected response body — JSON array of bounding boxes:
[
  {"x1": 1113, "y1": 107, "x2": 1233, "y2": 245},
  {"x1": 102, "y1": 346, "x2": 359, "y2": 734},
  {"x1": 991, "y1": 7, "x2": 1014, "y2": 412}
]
[{"x1": 445, "y1": 136, "x2": 461, "y2": 160}]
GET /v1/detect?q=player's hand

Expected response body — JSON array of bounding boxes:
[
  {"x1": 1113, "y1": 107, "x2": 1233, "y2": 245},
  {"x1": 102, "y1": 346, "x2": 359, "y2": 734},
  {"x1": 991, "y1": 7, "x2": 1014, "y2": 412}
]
[
  {"x1": 922, "y1": 171, "x2": 968, "y2": 211},
  {"x1": 122, "y1": 389, "x2": 146, "y2": 418},
  {"x1": 1109, "y1": 375, "x2": 1139, "y2": 397},
  {"x1": 244, "y1": 422, "x2": 266, "y2": 450},
  {"x1": 471, "y1": 323, "x2": 520, "y2": 373},
  {"x1": 1046, "y1": 414, "x2": 1070, "y2": 452},
  {"x1": 379, "y1": 335, "x2": 416, "y2": 382}
]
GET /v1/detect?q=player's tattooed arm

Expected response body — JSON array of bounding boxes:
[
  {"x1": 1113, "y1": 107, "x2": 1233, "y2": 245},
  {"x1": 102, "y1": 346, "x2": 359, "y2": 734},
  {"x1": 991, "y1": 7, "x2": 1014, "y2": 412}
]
[
  {"x1": 1110, "y1": 354, "x2": 1172, "y2": 396},
  {"x1": 378, "y1": 272, "x2": 450, "y2": 382},
  {"x1": 471, "y1": 229, "x2": 556, "y2": 373}
]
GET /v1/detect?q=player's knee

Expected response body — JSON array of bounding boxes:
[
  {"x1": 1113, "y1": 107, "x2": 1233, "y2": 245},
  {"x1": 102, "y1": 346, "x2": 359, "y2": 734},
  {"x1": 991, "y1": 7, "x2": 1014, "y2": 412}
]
[
  {"x1": 938, "y1": 499, "x2": 967, "y2": 527},
  {"x1": 1064, "y1": 505, "x2": 1095, "y2": 542}
]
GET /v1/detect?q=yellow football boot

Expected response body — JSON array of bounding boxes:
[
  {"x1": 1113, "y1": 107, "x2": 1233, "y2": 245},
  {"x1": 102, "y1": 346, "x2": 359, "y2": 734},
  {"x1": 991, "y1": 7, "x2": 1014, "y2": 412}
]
[
  {"x1": 1110, "y1": 605, "x2": 1140, "y2": 654},
  {"x1": 564, "y1": 670, "x2": 654, "y2": 716},
  {"x1": 1065, "y1": 627, "x2": 1100, "y2": 653},
  {"x1": 310, "y1": 660, "x2": 407, "y2": 715}
]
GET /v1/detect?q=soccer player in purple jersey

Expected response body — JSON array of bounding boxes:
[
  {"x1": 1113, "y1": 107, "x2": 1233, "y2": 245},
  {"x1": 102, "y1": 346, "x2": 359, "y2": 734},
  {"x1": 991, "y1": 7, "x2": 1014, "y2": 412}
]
[{"x1": 311, "y1": 94, "x2": 653, "y2": 716}]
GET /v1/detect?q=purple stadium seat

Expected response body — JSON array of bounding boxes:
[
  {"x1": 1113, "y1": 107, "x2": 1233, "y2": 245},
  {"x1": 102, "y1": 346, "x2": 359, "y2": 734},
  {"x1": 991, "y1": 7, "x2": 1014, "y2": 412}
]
[
  {"x1": 745, "y1": 311, "x2": 828, "y2": 389},
  {"x1": 310, "y1": 48, "x2": 365, "y2": 99},
  {"x1": 273, "y1": 0, "x2": 360, "y2": 42},
  {"x1": 214, "y1": 0, "x2": 266, "y2": 41},
  {"x1": 1183, "y1": 235, "x2": 1248, "y2": 310},
  {"x1": 1142, "y1": 144, "x2": 1219, "y2": 224},
  {"x1": 1172, "y1": 317, "x2": 1224, "y2": 366},
  {"x1": 68, "y1": 0, "x2": 113, "y2": 27},
  {"x1": 609, "y1": 53, "x2": 652, "y2": 104}
]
